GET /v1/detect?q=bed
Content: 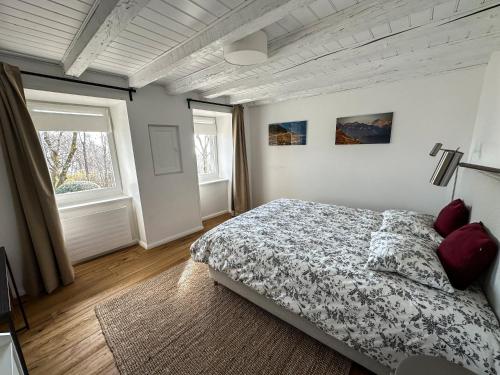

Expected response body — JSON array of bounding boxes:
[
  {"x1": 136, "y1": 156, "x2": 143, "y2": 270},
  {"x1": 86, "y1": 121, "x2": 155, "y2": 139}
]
[{"x1": 190, "y1": 198, "x2": 500, "y2": 375}]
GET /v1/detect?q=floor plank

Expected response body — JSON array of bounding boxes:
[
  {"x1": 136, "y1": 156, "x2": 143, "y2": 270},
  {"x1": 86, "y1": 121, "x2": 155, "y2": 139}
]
[{"x1": 13, "y1": 213, "x2": 371, "y2": 375}]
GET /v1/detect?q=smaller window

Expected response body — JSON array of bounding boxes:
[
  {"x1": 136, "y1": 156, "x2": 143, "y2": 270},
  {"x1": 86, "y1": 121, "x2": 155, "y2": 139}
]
[{"x1": 193, "y1": 116, "x2": 219, "y2": 183}]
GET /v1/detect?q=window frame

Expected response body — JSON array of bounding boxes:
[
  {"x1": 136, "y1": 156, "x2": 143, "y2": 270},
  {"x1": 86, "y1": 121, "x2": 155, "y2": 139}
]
[
  {"x1": 29, "y1": 101, "x2": 123, "y2": 207},
  {"x1": 193, "y1": 116, "x2": 220, "y2": 183}
]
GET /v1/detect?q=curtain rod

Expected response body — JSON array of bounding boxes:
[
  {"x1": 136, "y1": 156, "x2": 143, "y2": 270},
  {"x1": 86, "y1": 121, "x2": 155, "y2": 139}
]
[
  {"x1": 20, "y1": 70, "x2": 137, "y2": 101},
  {"x1": 186, "y1": 98, "x2": 233, "y2": 109}
]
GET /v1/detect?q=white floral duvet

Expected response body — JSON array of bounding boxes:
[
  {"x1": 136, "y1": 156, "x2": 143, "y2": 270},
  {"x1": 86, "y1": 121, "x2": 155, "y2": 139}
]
[{"x1": 190, "y1": 199, "x2": 500, "y2": 374}]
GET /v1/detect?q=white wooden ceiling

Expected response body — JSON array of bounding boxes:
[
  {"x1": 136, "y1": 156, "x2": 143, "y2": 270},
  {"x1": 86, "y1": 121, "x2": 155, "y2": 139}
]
[
  {"x1": 0, "y1": 0, "x2": 499, "y2": 105},
  {"x1": 0, "y1": 0, "x2": 97, "y2": 61},
  {"x1": 88, "y1": 0, "x2": 247, "y2": 76}
]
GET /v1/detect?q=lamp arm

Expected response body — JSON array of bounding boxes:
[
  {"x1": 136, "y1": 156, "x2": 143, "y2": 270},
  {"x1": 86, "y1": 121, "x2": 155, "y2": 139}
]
[{"x1": 452, "y1": 167, "x2": 459, "y2": 201}]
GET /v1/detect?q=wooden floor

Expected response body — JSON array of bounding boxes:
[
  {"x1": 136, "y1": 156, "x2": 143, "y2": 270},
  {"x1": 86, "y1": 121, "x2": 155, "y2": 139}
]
[{"x1": 15, "y1": 213, "x2": 370, "y2": 375}]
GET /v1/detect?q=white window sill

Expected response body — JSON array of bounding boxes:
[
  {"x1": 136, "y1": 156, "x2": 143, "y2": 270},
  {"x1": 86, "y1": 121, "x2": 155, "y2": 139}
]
[
  {"x1": 199, "y1": 178, "x2": 228, "y2": 186},
  {"x1": 58, "y1": 195, "x2": 132, "y2": 212}
]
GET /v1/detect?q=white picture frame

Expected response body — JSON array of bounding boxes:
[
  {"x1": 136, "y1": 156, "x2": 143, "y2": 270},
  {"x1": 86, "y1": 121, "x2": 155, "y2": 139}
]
[{"x1": 148, "y1": 124, "x2": 183, "y2": 175}]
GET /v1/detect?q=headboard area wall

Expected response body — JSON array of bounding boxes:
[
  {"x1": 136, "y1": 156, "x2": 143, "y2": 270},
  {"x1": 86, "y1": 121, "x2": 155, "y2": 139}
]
[
  {"x1": 457, "y1": 169, "x2": 500, "y2": 319},
  {"x1": 456, "y1": 51, "x2": 500, "y2": 319}
]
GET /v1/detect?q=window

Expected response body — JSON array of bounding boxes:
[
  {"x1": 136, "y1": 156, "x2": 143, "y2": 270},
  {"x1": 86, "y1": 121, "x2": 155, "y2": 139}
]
[
  {"x1": 28, "y1": 101, "x2": 122, "y2": 205},
  {"x1": 193, "y1": 116, "x2": 219, "y2": 183}
]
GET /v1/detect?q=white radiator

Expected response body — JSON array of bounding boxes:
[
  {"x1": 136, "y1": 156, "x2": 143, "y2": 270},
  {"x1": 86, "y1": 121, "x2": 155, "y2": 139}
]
[{"x1": 59, "y1": 199, "x2": 136, "y2": 263}]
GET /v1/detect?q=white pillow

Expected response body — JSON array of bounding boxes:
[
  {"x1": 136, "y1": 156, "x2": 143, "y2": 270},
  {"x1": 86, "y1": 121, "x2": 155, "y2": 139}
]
[
  {"x1": 366, "y1": 231, "x2": 454, "y2": 293},
  {"x1": 380, "y1": 209, "x2": 443, "y2": 244}
]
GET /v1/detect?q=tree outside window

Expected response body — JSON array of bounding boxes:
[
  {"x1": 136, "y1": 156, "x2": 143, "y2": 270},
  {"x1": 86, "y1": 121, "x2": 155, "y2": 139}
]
[
  {"x1": 193, "y1": 116, "x2": 219, "y2": 182},
  {"x1": 39, "y1": 131, "x2": 116, "y2": 194},
  {"x1": 194, "y1": 133, "x2": 218, "y2": 176}
]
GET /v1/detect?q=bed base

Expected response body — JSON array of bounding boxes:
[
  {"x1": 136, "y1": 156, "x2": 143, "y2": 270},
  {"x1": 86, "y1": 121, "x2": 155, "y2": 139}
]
[{"x1": 208, "y1": 267, "x2": 391, "y2": 375}]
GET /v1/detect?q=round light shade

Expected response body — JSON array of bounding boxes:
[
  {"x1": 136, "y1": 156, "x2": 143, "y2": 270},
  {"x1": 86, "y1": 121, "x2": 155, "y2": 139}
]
[{"x1": 223, "y1": 31, "x2": 268, "y2": 66}]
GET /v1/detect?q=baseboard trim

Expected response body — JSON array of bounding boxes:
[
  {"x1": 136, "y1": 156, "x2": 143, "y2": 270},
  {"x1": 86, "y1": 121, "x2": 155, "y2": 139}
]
[
  {"x1": 141, "y1": 225, "x2": 204, "y2": 250},
  {"x1": 202, "y1": 210, "x2": 230, "y2": 221}
]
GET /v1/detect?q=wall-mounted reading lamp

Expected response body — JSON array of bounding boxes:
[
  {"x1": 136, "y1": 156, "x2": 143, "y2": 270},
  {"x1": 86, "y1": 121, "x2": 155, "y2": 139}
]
[
  {"x1": 429, "y1": 143, "x2": 500, "y2": 199},
  {"x1": 429, "y1": 143, "x2": 464, "y2": 188}
]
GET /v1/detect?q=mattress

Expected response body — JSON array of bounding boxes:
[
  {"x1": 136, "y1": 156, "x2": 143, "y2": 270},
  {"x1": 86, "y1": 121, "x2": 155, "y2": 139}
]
[{"x1": 190, "y1": 199, "x2": 500, "y2": 374}]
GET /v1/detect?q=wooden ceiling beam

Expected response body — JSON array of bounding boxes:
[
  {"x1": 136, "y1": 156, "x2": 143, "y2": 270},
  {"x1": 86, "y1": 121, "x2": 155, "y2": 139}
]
[
  {"x1": 203, "y1": 4, "x2": 500, "y2": 100},
  {"x1": 235, "y1": 39, "x2": 495, "y2": 103},
  {"x1": 165, "y1": 0, "x2": 457, "y2": 95},
  {"x1": 248, "y1": 53, "x2": 487, "y2": 105},
  {"x1": 229, "y1": 33, "x2": 500, "y2": 104},
  {"x1": 63, "y1": 0, "x2": 149, "y2": 77},
  {"x1": 128, "y1": 0, "x2": 319, "y2": 88}
]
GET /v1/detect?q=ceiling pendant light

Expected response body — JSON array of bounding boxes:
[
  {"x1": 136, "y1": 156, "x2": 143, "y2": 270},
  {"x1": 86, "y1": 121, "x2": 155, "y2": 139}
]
[{"x1": 223, "y1": 31, "x2": 268, "y2": 66}]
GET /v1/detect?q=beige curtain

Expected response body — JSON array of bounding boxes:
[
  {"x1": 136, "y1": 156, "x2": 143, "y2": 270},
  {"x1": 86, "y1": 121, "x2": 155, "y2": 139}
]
[
  {"x1": 0, "y1": 63, "x2": 74, "y2": 295},
  {"x1": 231, "y1": 105, "x2": 250, "y2": 215}
]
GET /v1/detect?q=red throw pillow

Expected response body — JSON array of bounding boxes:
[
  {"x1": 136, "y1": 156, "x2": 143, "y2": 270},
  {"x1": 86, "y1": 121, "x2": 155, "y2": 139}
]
[
  {"x1": 437, "y1": 223, "x2": 498, "y2": 290},
  {"x1": 434, "y1": 199, "x2": 469, "y2": 237}
]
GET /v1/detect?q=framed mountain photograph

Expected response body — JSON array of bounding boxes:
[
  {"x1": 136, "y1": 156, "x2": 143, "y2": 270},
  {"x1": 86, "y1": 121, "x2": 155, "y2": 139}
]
[
  {"x1": 335, "y1": 112, "x2": 393, "y2": 145},
  {"x1": 269, "y1": 121, "x2": 307, "y2": 145}
]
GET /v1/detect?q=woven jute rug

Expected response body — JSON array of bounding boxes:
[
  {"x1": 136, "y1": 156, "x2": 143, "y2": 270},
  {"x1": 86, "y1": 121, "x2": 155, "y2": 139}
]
[{"x1": 95, "y1": 261, "x2": 352, "y2": 375}]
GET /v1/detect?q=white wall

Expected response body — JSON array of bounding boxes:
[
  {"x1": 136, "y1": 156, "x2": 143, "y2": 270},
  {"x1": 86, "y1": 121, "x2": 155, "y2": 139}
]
[
  {"x1": 127, "y1": 86, "x2": 202, "y2": 248},
  {"x1": 469, "y1": 52, "x2": 500, "y2": 169},
  {"x1": 0, "y1": 53, "x2": 202, "y2": 291},
  {"x1": 455, "y1": 52, "x2": 500, "y2": 318},
  {"x1": 457, "y1": 168, "x2": 500, "y2": 318},
  {"x1": 109, "y1": 101, "x2": 145, "y2": 243},
  {"x1": 199, "y1": 181, "x2": 229, "y2": 219},
  {"x1": 247, "y1": 68, "x2": 485, "y2": 215}
]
